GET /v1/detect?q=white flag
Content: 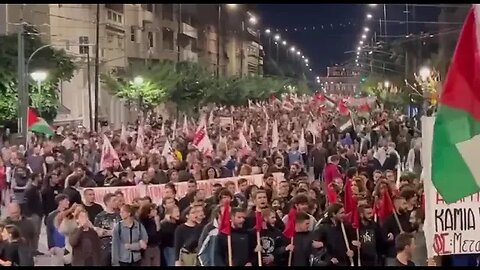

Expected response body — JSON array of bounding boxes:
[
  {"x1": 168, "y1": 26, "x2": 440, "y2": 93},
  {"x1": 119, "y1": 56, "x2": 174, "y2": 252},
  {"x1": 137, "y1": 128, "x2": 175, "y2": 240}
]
[
  {"x1": 242, "y1": 120, "x2": 248, "y2": 133},
  {"x1": 162, "y1": 140, "x2": 176, "y2": 164},
  {"x1": 136, "y1": 125, "x2": 145, "y2": 153},
  {"x1": 239, "y1": 131, "x2": 252, "y2": 157},
  {"x1": 249, "y1": 124, "x2": 255, "y2": 137},
  {"x1": 182, "y1": 115, "x2": 188, "y2": 135},
  {"x1": 192, "y1": 118, "x2": 214, "y2": 156},
  {"x1": 120, "y1": 124, "x2": 128, "y2": 144},
  {"x1": 272, "y1": 120, "x2": 279, "y2": 149},
  {"x1": 208, "y1": 110, "x2": 214, "y2": 126},
  {"x1": 160, "y1": 121, "x2": 165, "y2": 136},
  {"x1": 100, "y1": 134, "x2": 121, "y2": 170},
  {"x1": 263, "y1": 121, "x2": 269, "y2": 142},
  {"x1": 299, "y1": 128, "x2": 307, "y2": 154},
  {"x1": 171, "y1": 119, "x2": 177, "y2": 139}
]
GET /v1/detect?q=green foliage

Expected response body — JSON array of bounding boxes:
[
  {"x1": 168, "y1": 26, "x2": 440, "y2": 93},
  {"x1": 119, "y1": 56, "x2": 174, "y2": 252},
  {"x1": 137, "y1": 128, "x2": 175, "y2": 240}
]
[
  {"x1": 103, "y1": 60, "x2": 308, "y2": 113},
  {"x1": 0, "y1": 31, "x2": 76, "y2": 122},
  {"x1": 361, "y1": 75, "x2": 408, "y2": 110}
]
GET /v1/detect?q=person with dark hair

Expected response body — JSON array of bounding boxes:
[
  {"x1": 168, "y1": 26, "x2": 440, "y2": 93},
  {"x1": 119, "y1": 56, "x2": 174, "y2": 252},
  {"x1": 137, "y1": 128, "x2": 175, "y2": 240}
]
[
  {"x1": 245, "y1": 189, "x2": 284, "y2": 231},
  {"x1": 387, "y1": 233, "x2": 416, "y2": 266},
  {"x1": 262, "y1": 173, "x2": 276, "y2": 202},
  {"x1": 94, "y1": 193, "x2": 120, "y2": 266},
  {"x1": 400, "y1": 188, "x2": 418, "y2": 216},
  {"x1": 282, "y1": 194, "x2": 316, "y2": 231},
  {"x1": 41, "y1": 172, "x2": 64, "y2": 218},
  {"x1": 69, "y1": 209, "x2": 103, "y2": 266},
  {"x1": 323, "y1": 155, "x2": 342, "y2": 187},
  {"x1": 138, "y1": 204, "x2": 161, "y2": 266},
  {"x1": 111, "y1": 204, "x2": 148, "y2": 266},
  {"x1": 234, "y1": 178, "x2": 249, "y2": 208},
  {"x1": 197, "y1": 206, "x2": 221, "y2": 266},
  {"x1": 174, "y1": 205, "x2": 203, "y2": 266},
  {"x1": 4, "y1": 203, "x2": 35, "y2": 257},
  {"x1": 45, "y1": 194, "x2": 70, "y2": 265},
  {"x1": 383, "y1": 196, "x2": 413, "y2": 264},
  {"x1": 0, "y1": 224, "x2": 33, "y2": 266},
  {"x1": 289, "y1": 211, "x2": 316, "y2": 266},
  {"x1": 357, "y1": 204, "x2": 385, "y2": 266},
  {"x1": 63, "y1": 175, "x2": 82, "y2": 207},
  {"x1": 215, "y1": 207, "x2": 255, "y2": 266},
  {"x1": 313, "y1": 203, "x2": 355, "y2": 266},
  {"x1": 178, "y1": 180, "x2": 198, "y2": 214},
  {"x1": 82, "y1": 188, "x2": 103, "y2": 223},
  {"x1": 159, "y1": 205, "x2": 180, "y2": 266},
  {"x1": 310, "y1": 142, "x2": 328, "y2": 181},
  {"x1": 256, "y1": 208, "x2": 289, "y2": 266},
  {"x1": 23, "y1": 172, "x2": 43, "y2": 255}
]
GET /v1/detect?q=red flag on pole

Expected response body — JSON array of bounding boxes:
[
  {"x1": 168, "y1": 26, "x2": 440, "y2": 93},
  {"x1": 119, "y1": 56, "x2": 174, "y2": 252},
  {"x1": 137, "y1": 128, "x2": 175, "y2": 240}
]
[
  {"x1": 350, "y1": 196, "x2": 360, "y2": 229},
  {"x1": 344, "y1": 179, "x2": 355, "y2": 214},
  {"x1": 326, "y1": 183, "x2": 338, "y2": 204},
  {"x1": 219, "y1": 200, "x2": 231, "y2": 235},
  {"x1": 338, "y1": 99, "x2": 350, "y2": 116},
  {"x1": 283, "y1": 208, "x2": 297, "y2": 239},
  {"x1": 255, "y1": 211, "x2": 263, "y2": 233},
  {"x1": 376, "y1": 190, "x2": 394, "y2": 223}
]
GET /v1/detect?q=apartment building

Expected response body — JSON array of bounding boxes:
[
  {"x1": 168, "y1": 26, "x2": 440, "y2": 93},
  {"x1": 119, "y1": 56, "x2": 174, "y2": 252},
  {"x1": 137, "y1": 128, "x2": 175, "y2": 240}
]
[
  {"x1": 319, "y1": 65, "x2": 361, "y2": 96},
  {"x1": 0, "y1": 4, "x2": 263, "y2": 128}
]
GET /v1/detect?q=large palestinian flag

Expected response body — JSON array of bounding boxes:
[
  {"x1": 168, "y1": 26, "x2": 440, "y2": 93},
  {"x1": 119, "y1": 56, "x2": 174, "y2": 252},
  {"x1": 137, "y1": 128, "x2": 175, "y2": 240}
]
[
  {"x1": 432, "y1": 5, "x2": 480, "y2": 203},
  {"x1": 27, "y1": 107, "x2": 54, "y2": 136}
]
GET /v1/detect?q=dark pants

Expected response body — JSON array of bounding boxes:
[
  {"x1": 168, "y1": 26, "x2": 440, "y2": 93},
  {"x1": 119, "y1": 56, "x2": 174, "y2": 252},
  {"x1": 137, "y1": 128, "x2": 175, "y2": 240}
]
[
  {"x1": 119, "y1": 261, "x2": 140, "y2": 266},
  {"x1": 313, "y1": 165, "x2": 324, "y2": 181}
]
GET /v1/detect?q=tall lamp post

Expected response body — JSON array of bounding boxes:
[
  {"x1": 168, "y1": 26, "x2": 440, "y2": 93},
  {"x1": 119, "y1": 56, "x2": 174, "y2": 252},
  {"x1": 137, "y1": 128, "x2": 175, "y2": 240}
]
[
  {"x1": 30, "y1": 71, "x2": 47, "y2": 109},
  {"x1": 217, "y1": 4, "x2": 238, "y2": 78},
  {"x1": 132, "y1": 76, "x2": 144, "y2": 118}
]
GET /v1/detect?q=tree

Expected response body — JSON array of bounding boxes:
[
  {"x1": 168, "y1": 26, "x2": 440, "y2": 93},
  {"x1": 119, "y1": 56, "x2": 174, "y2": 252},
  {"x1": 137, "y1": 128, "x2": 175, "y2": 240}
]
[{"x1": 0, "y1": 30, "x2": 76, "y2": 123}]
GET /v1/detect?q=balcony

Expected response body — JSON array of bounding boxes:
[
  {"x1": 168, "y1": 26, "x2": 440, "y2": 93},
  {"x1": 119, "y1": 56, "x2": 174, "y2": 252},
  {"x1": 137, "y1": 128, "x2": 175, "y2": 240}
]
[
  {"x1": 180, "y1": 22, "x2": 197, "y2": 39},
  {"x1": 105, "y1": 9, "x2": 125, "y2": 32}
]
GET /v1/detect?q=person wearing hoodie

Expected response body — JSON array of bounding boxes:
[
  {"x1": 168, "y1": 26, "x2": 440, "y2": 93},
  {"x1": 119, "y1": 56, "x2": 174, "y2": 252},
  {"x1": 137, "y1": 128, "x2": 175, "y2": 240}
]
[
  {"x1": 357, "y1": 204, "x2": 385, "y2": 266},
  {"x1": 313, "y1": 203, "x2": 356, "y2": 266},
  {"x1": 323, "y1": 155, "x2": 342, "y2": 187},
  {"x1": 257, "y1": 208, "x2": 289, "y2": 266},
  {"x1": 215, "y1": 207, "x2": 255, "y2": 266},
  {"x1": 111, "y1": 204, "x2": 148, "y2": 266}
]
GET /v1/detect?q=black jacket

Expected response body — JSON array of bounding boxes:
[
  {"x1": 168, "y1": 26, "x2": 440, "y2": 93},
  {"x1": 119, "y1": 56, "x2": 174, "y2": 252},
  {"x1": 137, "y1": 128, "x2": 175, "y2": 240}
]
[
  {"x1": 23, "y1": 183, "x2": 43, "y2": 217},
  {"x1": 216, "y1": 228, "x2": 255, "y2": 266},
  {"x1": 290, "y1": 231, "x2": 314, "y2": 266},
  {"x1": 382, "y1": 212, "x2": 413, "y2": 257},
  {"x1": 314, "y1": 219, "x2": 355, "y2": 266},
  {"x1": 359, "y1": 220, "x2": 386, "y2": 265},
  {"x1": 41, "y1": 184, "x2": 63, "y2": 217},
  {"x1": 258, "y1": 225, "x2": 289, "y2": 266},
  {"x1": 63, "y1": 186, "x2": 82, "y2": 207},
  {"x1": 244, "y1": 207, "x2": 285, "y2": 232}
]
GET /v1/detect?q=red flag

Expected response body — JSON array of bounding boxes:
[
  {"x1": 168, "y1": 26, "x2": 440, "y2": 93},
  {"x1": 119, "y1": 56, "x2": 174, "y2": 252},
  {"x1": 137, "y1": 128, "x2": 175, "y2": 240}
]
[
  {"x1": 315, "y1": 93, "x2": 326, "y2": 103},
  {"x1": 350, "y1": 195, "x2": 360, "y2": 229},
  {"x1": 326, "y1": 183, "x2": 338, "y2": 204},
  {"x1": 420, "y1": 192, "x2": 425, "y2": 211},
  {"x1": 343, "y1": 179, "x2": 355, "y2": 214},
  {"x1": 219, "y1": 200, "x2": 231, "y2": 235},
  {"x1": 358, "y1": 103, "x2": 370, "y2": 113},
  {"x1": 377, "y1": 190, "x2": 394, "y2": 223},
  {"x1": 283, "y1": 208, "x2": 297, "y2": 239},
  {"x1": 255, "y1": 211, "x2": 263, "y2": 233},
  {"x1": 338, "y1": 100, "x2": 350, "y2": 116}
]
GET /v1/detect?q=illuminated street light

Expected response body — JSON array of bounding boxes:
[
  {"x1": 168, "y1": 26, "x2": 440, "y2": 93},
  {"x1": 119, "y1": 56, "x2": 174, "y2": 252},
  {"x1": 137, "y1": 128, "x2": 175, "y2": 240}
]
[
  {"x1": 369, "y1": 4, "x2": 378, "y2": 7},
  {"x1": 226, "y1": 4, "x2": 238, "y2": 8},
  {"x1": 355, "y1": 59, "x2": 358, "y2": 63},
  {"x1": 359, "y1": 41, "x2": 364, "y2": 45},
  {"x1": 306, "y1": 63, "x2": 309, "y2": 67},
  {"x1": 362, "y1": 34, "x2": 367, "y2": 39},
  {"x1": 290, "y1": 46, "x2": 295, "y2": 52},
  {"x1": 369, "y1": 51, "x2": 373, "y2": 54},
  {"x1": 356, "y1": 63, "x2": 360, "y2": 67},
  {"x1": 309, "y1": 68, "x2": 312, "y2": 71},
  {"x1": 357, "y1": 46, "x2": 361, "y2": 51},
  {"x1": 265, "y1": 29, "x2": 271, "y2": 34},
  {"x1": 282, "y1": 40, "x2": 287, "y2": 45},
  {"x1": 301, "y1": 55, "x2": 305, "y2": 59},
  {"x1": 364, "y1": 27, "x2": 370, "y2": 32},
  {"x1": 296, "y1": 51, "x2": 301, "y2": 55},
  {"x1": 384, "y1": 81, "x2": 390, "y2": 88},
  {"x1": 248, "y1": 16, "x2": 257, "y2": 25},
  {"x1": 366, "y1": 14, "x2": 373, "y2": 19},
  {"x1": 31, "y1": 71, "x2": 48, "y2": 83},
  {"x1": 316, "y1": 76, "x2": 320, "y2": 80},
  {"x1": 274, "y1": 34, "x2": 280, "y2": 41},
  {"x1": 133, "y1": 76, "x2": 144, "y2": 85},
  {"x1": 419, "y1": 66, "x2": 431, "y2": 81},
  {"x1": 304, "y1": 59, "x2": 309, "y2": 63},
  {"x1": 356, "y1": 51, "x2": 360, "y2": 55}
]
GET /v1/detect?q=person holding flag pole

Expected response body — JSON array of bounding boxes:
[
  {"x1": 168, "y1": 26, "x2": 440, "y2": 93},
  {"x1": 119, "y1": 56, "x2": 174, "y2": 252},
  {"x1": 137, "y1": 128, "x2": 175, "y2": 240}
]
[{"x1": 283, "y1": 207, "x2": 296, "y2": 266}]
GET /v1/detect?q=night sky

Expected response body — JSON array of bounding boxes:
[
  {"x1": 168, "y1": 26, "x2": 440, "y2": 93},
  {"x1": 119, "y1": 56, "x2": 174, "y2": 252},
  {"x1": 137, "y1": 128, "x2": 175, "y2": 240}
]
[{"x1": 258, "y1": 4, "x2": 442, "y2": 76}]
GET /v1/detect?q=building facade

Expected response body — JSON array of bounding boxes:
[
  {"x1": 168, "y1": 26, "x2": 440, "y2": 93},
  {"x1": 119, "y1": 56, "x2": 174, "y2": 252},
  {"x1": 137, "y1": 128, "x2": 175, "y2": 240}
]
[
  {"x1": 0, "y1": 4, "x2": 263, "y2": 129},
  {"x1": 319, "y1": 65, "x2": 361, "y2": 96}
]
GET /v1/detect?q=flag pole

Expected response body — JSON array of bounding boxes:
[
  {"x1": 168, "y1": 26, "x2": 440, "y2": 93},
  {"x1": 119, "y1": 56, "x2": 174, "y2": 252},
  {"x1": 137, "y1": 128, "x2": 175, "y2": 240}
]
[
  {"x1": 356, "y1": 228, "x2": 361, "y2": 266},
  {"x1": 287, "y1": 237, "x2": 294, "y2": 266},
  {"x1": 341, "y1": 222, "x2": 355, "y2": 266},
  {"x1": 256, "y1": 231, "x2": 262, "y2": 266},
  {"x1": 227, "y1": 234, "x2": 233, "y2": 266}
]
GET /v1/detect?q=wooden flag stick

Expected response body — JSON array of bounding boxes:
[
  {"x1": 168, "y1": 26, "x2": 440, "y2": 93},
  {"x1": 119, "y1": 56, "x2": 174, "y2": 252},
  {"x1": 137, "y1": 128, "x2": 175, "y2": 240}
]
[
  {"x1": 288, "y1": 237, "x2": 294, "y2": 266},
  {"x1": 341, "y1": 222, "x2": 355, "y2": 267},
  {"x1": 227, "y1": 234, "x2": 233, "y2": 266},
  {"x1": 356, "y1": 228, "x2": 361, "y2": 266},
  {"x1": 257, "y1": 231, "x2": 263, "y2": 266},
  {"x1": 393, "y1": 211, "x2": 404, "y2": 233}
]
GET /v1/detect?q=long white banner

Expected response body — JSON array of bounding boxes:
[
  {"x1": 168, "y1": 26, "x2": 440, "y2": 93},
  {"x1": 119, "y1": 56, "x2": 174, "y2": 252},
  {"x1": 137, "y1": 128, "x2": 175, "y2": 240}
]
[
  {"x1": 81, "y1": 173, "x2": 285, "y2": 207},
  {"x1": 423, "y1": 116, "x2": 480, "y2": 257}
]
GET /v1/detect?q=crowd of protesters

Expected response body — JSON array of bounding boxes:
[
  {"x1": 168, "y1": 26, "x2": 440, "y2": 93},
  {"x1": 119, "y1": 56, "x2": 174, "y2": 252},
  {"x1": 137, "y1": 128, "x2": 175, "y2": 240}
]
[{"x1": 0, "y1": 93, "x2": 471, "y2": 266}]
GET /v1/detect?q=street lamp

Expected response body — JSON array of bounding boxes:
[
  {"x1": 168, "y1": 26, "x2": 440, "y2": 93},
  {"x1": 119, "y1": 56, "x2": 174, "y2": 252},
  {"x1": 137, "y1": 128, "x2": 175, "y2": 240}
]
[
  {"x1": 359, "y1": 41, "x2": 364, "y2": 45},
  {"x1": 133, "y1": 76, "x2": 144, "y2": 85},
  {"x1": 364, "y1": 27, "x2": 370, "y2": 32},
  {"x1": 296, "y1": 51, "x2": 301, "y2": 55},
  {"x1": 248, "y1": 16, "x2": 257, "y2": 25},
  {"x1": 265, "y1": 29, "x2": 271, "y2": 34},
  {"x1": 309, "y1": 68, "x2": 312, "y2": 71},
  {"x1": 290, "y1": 47, "x2": 295, "y2": 52},
  {"x1": 301, "y1": 55, "x2": 305, "y2": 59},
  {"x1": 369, "y1": 4, "x2": 378, "y2": 7},
  {"x1": 282, "y1": 40, "x2": 287, "y2": 46},
  {"x1": 304, "y1": 59, "x2": 309, "y2": 63},
  {"x1": 357, "y1": 46, "x2": 361, "y2": 51},
  {"x1": 366, "y1": 14, "x2": 373, "y2": 19},
  {"x1": 384, "y1": 81, "x2": 390, "y2": 88},
  {"x1": 274, "y1": 34, "x2": 280, "y2": 41},
  {"x1": 226, "y1": 4, "x2": 238, "y2": 8},
  {"x1": 419, "y1": 66, "x2": 431, "y2": 81},
  {"x1": 362, "y1": 34, "x2": 367, "y2": 39},
  {"x1": 31, "y1": 71, "x2": 47, "y2": 85}
]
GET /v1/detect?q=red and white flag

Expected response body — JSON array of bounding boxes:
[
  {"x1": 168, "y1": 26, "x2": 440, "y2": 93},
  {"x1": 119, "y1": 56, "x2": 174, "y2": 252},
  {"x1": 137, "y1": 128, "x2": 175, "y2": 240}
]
[
  {"x1": 192, "y1": 118, "x2": 214, "y2": 156},
  {"x1": 100, "y1": 134, "x2": 121, "y2": 170},
  {"x1": 238, "y1": 131, "x2": 252, "y2": 157},
  {"x1": 162, "y1": 139, "x2": 176, "y2": 164},
  {"x1": 338, "y1": 99, "x2": 350, "y2": 116}
]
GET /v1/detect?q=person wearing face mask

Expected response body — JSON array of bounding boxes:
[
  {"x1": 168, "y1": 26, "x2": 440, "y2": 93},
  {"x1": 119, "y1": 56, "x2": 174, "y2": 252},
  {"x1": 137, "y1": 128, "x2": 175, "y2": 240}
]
[
  {"x1": 357, "y1": 204, "x2": 385, "y2": 266},
  {"x1": 382, "y1": 196, "x2": 413, "y2": 265}
]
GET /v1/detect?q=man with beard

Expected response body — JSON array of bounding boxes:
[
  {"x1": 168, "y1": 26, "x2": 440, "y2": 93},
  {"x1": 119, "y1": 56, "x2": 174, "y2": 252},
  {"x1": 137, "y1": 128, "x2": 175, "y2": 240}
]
[
  {"x1": 270, "y1": 155, "x2": 289, "y2": 177},
  {"x1": 215, "y1": 207, "x2": 255, "y2": 266},
  {"x1": 382, "y1": 196, "x2": 413, "y2": 265},
  {"x1": 357, "y1": 155, "x2": 374, "y2": 180},
  {"x1": 94, "y1": 193, "x2": 121, "y2": 266},
  {"x1": 387, "y1": 233, "x2": 416, "y2": 266},
  {"x1": 262, "y1": 173, "x2": 276, "y2": 202},
  {"x1": 310, "y1": 142, "x2": 328, "y2": 181},
  {"x1": 234, "y1": 178, "x2": 248, "y2": 208},
  {"x1": 288, "y1": 163, "x2": 307, "y2": 182},
  {"x1": 282, "y1": 194, "x2": 316, "y2": 231},
  {"x1": 245, "y1": 190, "x2": 284, "y2": 231},
  {"x1": 357, "y1": 204, "x2": 385, "y2": 266},
  {"x1": 314, "y1": 203, "x2": 355, "y2": 266},
  {"x1": 366, "y1": 150, "x2": 382, "y2": 172},
  {"x1": 257, "y1": 208, "x2": 288, "y2": 266}
]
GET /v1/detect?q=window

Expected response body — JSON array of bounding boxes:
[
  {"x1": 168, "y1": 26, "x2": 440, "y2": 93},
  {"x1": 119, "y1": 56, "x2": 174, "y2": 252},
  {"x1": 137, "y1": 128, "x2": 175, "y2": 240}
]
[
  {"x1": 130, "y1": 26, "x2": 136, "y2": 42},
  {"x1": 107, "y1": 34, "x2": 114, "y2": 43},
  {"x1": 162, "y1": 4, "x2": 173, "y2": 20},
  {"x1": 79, "y1": 36, "x2": 89, "y2": 54},
  {"x1": 148, "y1": 32, "x2": 154, "y2": 48},
  {"x1": 118, "y1": 36, "x2": 124, "y2": 48},
  {"x1": 113, "y1": 13, "x2": 117, "y2": 22},
  {"x1": 65, "y1": 40, "x2": 70, "y2": 50},
  {"x1": 117, "y1": 15, "x2": 122, "y2": 23},
  {"x1": 107, "y1": 10, "x2": 112, "y2": 20},
  {"x1": 162, "y1": 28, "x2": 174, "y2": 50}
]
